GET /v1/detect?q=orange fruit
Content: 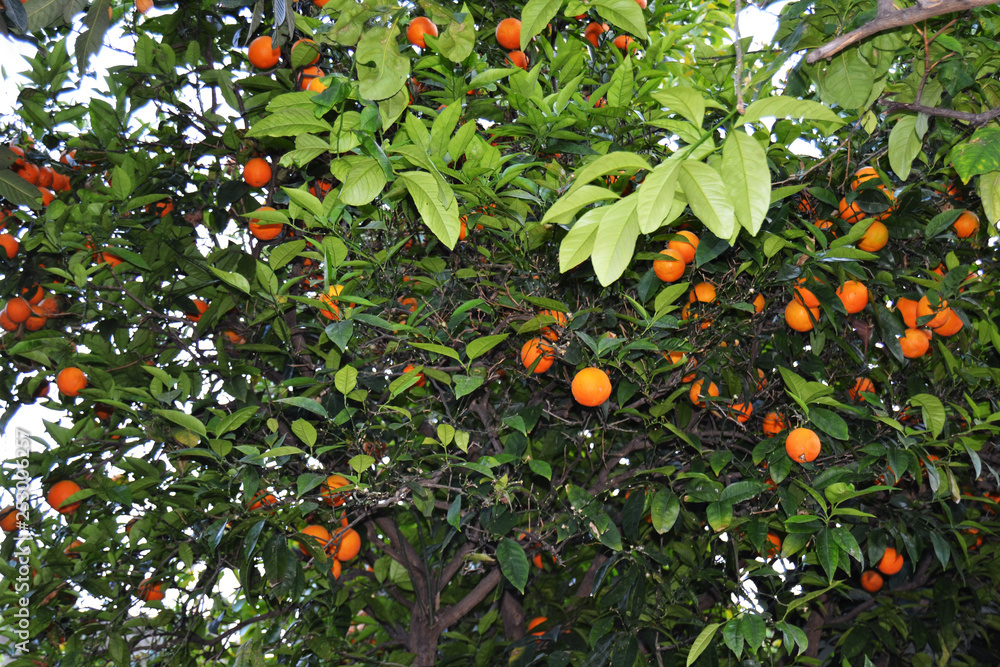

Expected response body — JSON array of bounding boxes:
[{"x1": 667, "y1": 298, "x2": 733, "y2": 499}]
[
  {"x1": 653, "y1": 248, "x2": 685, "y2": 282},
  {"x1": 39, "y1": 296, "x2": 60, "y2": 316},
  {"x1": 613, "y1": 35, "x2": 635, "y2": 51},
  {"x1": 784, "y1": 300, "x2": 819, "y2": 332},
  {"x1": 793, "y1": 278, "x2": 820, "y2": 308},
  {"x1": 635, "y1": 0, "x2": 647, "y2": 7},
  {"x1": 47, "y1": 479, "x2": 82, "y2": 514},
  {"x1": 17, "y1": 162, "x2": 39, "y2": 185},
  {"x1": 952, "y1": 211, "x2": 978, "y2": 238},
  {"x1": 539, "y1": 309, "x2": 567, "y2": 341},
  {"x1": 838, "y1": 197, "x2": 865, "y2": 223},
  {"x1": 898, "y1": 328, "x2": 930, "y2": 358},
  {"x1": 56, "y1": 367, "x2": 87, "y2": 396},
  {"x1": 858, "y1": 220, "x2": 888, "y2": 252},
  {"x1": 403, "y1": 364, "x2": 426, "y2": 387},
  {"x1": 24, "y1": 306, "x2": 46, "y2": 331},
  {"x1": 149, "y1": 199, "x2": 174, "y2": 217},
  {"x1": 528, "y1": 616, "x2": 547, "y2": 636},
  {"x1": 400, "y1": 296, "x2": 418, "y2": 313},
  {"x1": 571, "y1": 367, "x2": 612, "y2": 406},
  {"x1": 730, "y1": 401, "x2": 753, "y2": 423},
  {"x1": 9, "y1": 145, "x2": 25, "y2": 168},
  {"x1": 848, "y1": 377, "x2": 875, "y2": 402},
  {"x1": 764, "y1": 532, "x2": 781, "y2": 556},
  {"x1": 521, "y1": 338, "x2": 555, "y2": 374},
  {"x1": 291, "y1": 38, "x2": 320, "y2": 65},
  {"x1": 583, "y1": 22, "x2": 608, "y2": 47},
  {"x1": 299, "y1": 525, "x2": 332, "y2": 555},
  {"x1": 874, "y1": 186, "x2": 896, "y2": 221},
  {"x1": 321, "y1": 474, "x2": 350, "y2": 507},
  {"x1": 785, "y1": 427, "x2": 821, "y2": 463},
  {"x1": 309, "y1": 179, "x2": 333, "y2": 200},
  {"x1": 664, "y1": 351, "x2": 696, "y2": 382},
  {"x1": 0, "y1": 234, "x2": 19, "y2": 260},
  {"x1": 222, "y1": 330, "x2": 246, "y2": 345},
  {"x1": 36, "y1": 165, "x2": 54, "y2": 188},
  {"x1": 137, "y1": 579, "x2": 165, "y2": 602},
  {"x1": 22, "y1": 285, "x2": 44, "y2": 306},
  {"x1": 136, "y1": 0, "x2": 153, "y2": 14},
  {"x1": 331, "y1": 559, "x2": 342, "y2": 579},
  {"x1": 689, "y1": 379, "x2": 719, "y2": 407},
  {"x1": 895, "y1": 297, "x2": 918, "y2": 328},
  {"x1": 248, "y1": 206, "x2": 282, "y2": 241},
  {"x1": 328, "y1": 527, "x2": 361, "y2": 561},
  {"x1": 860, "y1": 570, "x2": 883, "y2": 593},
  {"x1": 0, "y1": 309, "x2": 17, "y2": 332},
  {"x1": 917, "y1": 295, "x2": 949, "y2": 328},
  {"x1": 319, "y1": 284, "x2": 345, "y2": 320},
  {"x1": 247, "y1": 492, "x2": 277, "y2": 511},
  {"x1": 752, "y1": 294, "x2": 765, "y2": 313},
  {"x1": 407, "y1": 17, "x2": 438, "y2": 48},
  {"x1": 931, "y1": 308, "x2": 963, "y2": 336},
  {"x1": 0, "y1": 506, "x2": 22, "y2": 532},
  {"x1": 496, "y1": 18, "x2": 521, "y2": 50},
  {"x1": 814, "y1": 219, "x2": 835, "y2": 234},
  {"x1": 243, "y1": 157, "x2": 271, "y2": 188},
  {"x1": 248, "y1": 35, "x2": 281, "y2": 69},
  {"x1": 850, "y1": 166, "x2": 879, "y2": 191},
  {"x1": 5, "y1": 297, "x2": 31, "y2": 324},
  {"x1": 38, "y1": 187, "x2": 56, "y2": 206},
  {"x1": 877, "y1": 547, "x2": 904, "y2": 575},
  {"x1": 507, "y1": 50, "x2": 529, "y2": 69},
  {"x1": 299, "y1": 66, "x2": 325, "y2": 91},
  {"x1": 689, "y1": 282, "x2": 716, "y2": 303},
  {"x1": 668, "y1": 231, "x2": 699, "y2": 263},
  {"x1": 187, "y1": 299, "x2": 209, "y2": 323},
  {"x1": 836, "y1": 280, "x2": 868, "y2": 314}
]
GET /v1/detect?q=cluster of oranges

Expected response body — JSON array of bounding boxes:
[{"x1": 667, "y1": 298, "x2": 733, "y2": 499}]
[
  {"x1": 6, "y1": 145, "x2": 75, "y2": 208},
  {"x1": 0, "y1": 285, "x2": 60, "y2": 334},
  {"x1": 294, "y1": 474, "x2": 362, "y2": 579}
]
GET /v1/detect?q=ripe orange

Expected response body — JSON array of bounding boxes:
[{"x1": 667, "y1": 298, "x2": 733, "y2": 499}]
[
  {"x1": 689, "y1": 379, "x2": 719, "y2": 407},
  {"x1": 653, "y1": 248, "x2": 685, "y2": 282},
  {"x1": 299, "y1": 66, "x2": 325, "y2": 91},
  {"x1": 521, "y1": 338, "x2": 555, "y2": 374},
  {"x1": 0, "y1": 234, "x2": 20, "y2": 260},
  {"x1": 407, "y1": 17, "x2": 439, "y2": 48},
  {"x1": 793, "y1": 278, "x2": 821, "y2": 308},
  {"x1": 613, "y1": 35, "x2": 635, "y2": 51},
  {"x1": 874, "y1": 185, "x2": 896, "y2": 221},
  {"x1": 752, "y1": 294, "x2": 765, "y2": 313},
  {"x1": 952, "y1": 211, "x2": 978, "y2": 238},
  {"x1": 248, "y1": 36, "x2": 281, "y2": 69},
  {"x1": 689, "y1": 282, "x2": 716, "y2": 303},
  {"x1": 403, "y1": 364, "x2": 426, "y2": 387},
  {"x1": 0, "y1": 309, "x2": 17, "y2": 332},
  {"x1": 764, "y1": 532, "x2": 781, "y2": 556},
  {"x1": 57, "y1": 367, "x2": 87, "y2": 396},
  {"x1": 0, "y1": 506, "x2": 22, "y2": 532},
  {"x1": 136, "y1": 0, "x2": 153, "y2": 14},
  {"x1": 36, "y1": 165, "x2": 53, "y2": 188},
  {"x1": 916, "y1": 295, "x2": 949, "y2": 328},
  {"x1": 47, "y1": 479, "x2": 82, "y2": 514},
  {"x1": 850, "y1": 166, "x2": 879, "y2": 191},
  {"x1": 858, "y1": 220, "x2": 888, "y2": 252},
  {"x1": 814, "y1": 219, "x2": 835, "y2": 235},
  {"x1": 785, "y1": 427, "x2": 821, "y2": 463},
  {"x1": 898, "y1": 328, "x2": 930, "y2": 358},
  {"x1": 664, "y1": 351, "x2": 697, "y2": 382},
  {"x1": 400, "y1": 296, "x2": 418, "y2": 313},
  {"x1": 730, "y1": 401, "x2": 753, "y2": 423},
  {"x1": 539, "y1": 309, "x2": 567, "y2": 341},
  {"x1": 877, "y1": 547, "x2": 904, "y2": 575},
  {"x1": 668, "y1": 230, "x2": 699, "y2": 263},
  {"x1": 243, "y1": 157, "x2": 271, "y2": 188},
  {"x1": 784, "y1": 300, "x2": 819, "y2": 332},
  {"x1": 24, "y1": 306, "x2": 46, "y2": 331},
  {"x1": 37, "y1": 186, "x2": 54, "y2": 206},
  {"x1": 187, "y1": 299, "x2": 209, "y2": 323},
  {"x1": 331, "y1": 559, "x2": 342, "y2": 579},
  {"x1": 496, "y1": 18, "x2": 521, "y2": 50},
  {"x1": 321, "y1": 474, "x2": 350, "y2": 507},
  {"x1": 528, "y1": 616, "x2": 547, "y2": 636},
  {"x1": 291, "y1": 38, "x2": 320, "y2": 65},
  {"x1": 838, "y1": 197, "x2": 865, "y2": 223},
  {"x1": 507, "y1": 50, "x2": 529, "y2": 70},
  {"x1": 634, "y1": 0, "x2": 647, "y2": 7},
  {"x1": 247, "y1": 492, "x2": 277, "y2": 511},
  {"x1": 860, "y1": 570, "x2": 883, "y2": 593},
  {"x1": 137, "y1": 579, "x2": 165, "y2": 602},
  {"x1": 299, "y1": 525, "x2": 332, "y2": 555},
  {"x1": 572, "y1": 367, "x2": 612, "y2": 406},
  {"x1": 39, "y1": 296, "x2": 60, "y2": 316},
  {"x1": 249, "y1": 206, "x2": 283, "y2": 241},
  {"x1": 931, "y1": 308, "x2": 963, "y2": 336},
  {"x1": 319, "y1": 284, "x2": 344, "y2": 320},
  {"x1": 836, "y1": 280, "x2": 868, "y2": 314},
  {"x1": 328, "y1": 527, "x2": 361, "y2": 561},
  {"x1": 848, "y1": 377, "x2": 875, "y2": 402},
  {"x1": 583, "y1": 22, "x2": 608, "y2": 47},
  {"x1": 895, "y1": 297, "x2": 918, "y2": 328},
  {"x1": 17, "y1": 162, "x2": 39, "y2": 184},
  {"x1": 5, "y1": 297, "x2": 31, "y2": 324}
]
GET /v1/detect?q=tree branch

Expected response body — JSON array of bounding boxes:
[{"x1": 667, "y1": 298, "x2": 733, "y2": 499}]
[
  {"x1": 881, "y1": 99, "x2": 1000, "y2": 127},
  {"x1": 433, "y1": 567, "x2": 502, "y2": 632},
  {"x1": 438, "y1": 542, "x2": 474, "y2": 591},
  {"x1": 806, "y1": 0, "x2": 1000, "y2": 64}
]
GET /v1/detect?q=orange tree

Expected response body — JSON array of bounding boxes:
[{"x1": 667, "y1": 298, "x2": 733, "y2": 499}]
[{"x1": 1, "y1": 0, "x2": 999, "y2": 665}]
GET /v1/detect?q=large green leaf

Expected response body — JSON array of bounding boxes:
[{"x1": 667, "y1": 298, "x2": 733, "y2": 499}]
[
  {"x1": 520, "y1": 0, "x2": 562, "y2": 50},
  {"x1": 593, "y1": 0, "x2": 648, "y2": 40},
  {"x1": 567, "y1": 152, "x2": 651, "y2": 195},
  {"x1": 592, "y1": 196, "x2": 640, "y2": 286},
  {"x1": 0, "y1": 169, "x2": 43, "y2": 209},
  {"x1": 677, "y1": 161, "x2": 736, "y2": 241},
  {"x1": 542, "y1": 185, "x2": 619, "y2": 226},
  {"x1": 607, "y1": 55, "x2": 634, "y2": 108},
  {"x1": 439, "y1": 5, "x2": 476, "y2": 62},
  {"x1": 496, "y1": 538, "x2": 529, "y2": 594},
  {"x1": 559, "y1": 206, "x2": 605, "y2": 271},
  {"x1": 948, "y1": 127, "x2": 1000, "y2": 181},
  {"x1": 742, "y1": 95, "x2": 844, "y2": 128},
  {"x1": 355, "y1": 25, "x2": 410, "y2": 101},
  {"x1": 722, "y1": 130, "x2": 770, "y2": 236},
  {"x1": 650, "y1": 88, "x2": 707, "y2": 127},
  {"x1": 636, "y1": 161, "x2": 679, "y2": 233},
  {"x1": 337, "y1": 157, "x2": 386, "y2": 206},
  {"x1": 247, "y1": 108, "x2": 334, "y2": 138},
  {"x1": 817, "y1": 50, "x2": 874, "y2": 109},
  {"x1": 687, "y1": 623, "x2": 722, "y2": 667},
  {"x1": 977, "y1": 170, "x2": 1000, "y2": 226},
  {"x1": 399, "y1": 171, "x2": 460, "y2": 249},
  {"x1": 888, "y1": 115, "x2": 921, "y2": 181}
]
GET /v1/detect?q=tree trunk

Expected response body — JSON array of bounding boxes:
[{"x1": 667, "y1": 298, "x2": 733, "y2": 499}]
[{"x1": 408, "y1": 616, "x2": 439, "y2": 667}]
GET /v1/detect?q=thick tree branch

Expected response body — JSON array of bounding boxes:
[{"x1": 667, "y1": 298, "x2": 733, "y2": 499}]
[
  {"x1": 806, "y1": 0, "x2": 1000, "y2": 64},
  {"x1": 433, "y1": 567, "x2": 502, "y2": 632},
  {"x1": 373, "y1": 516, "x2": 432, "y2": 616},
  {"x1": 438, "y1": 542, "x2": 475, "y2": 591},
  {"x1": 881, "y1": 99, "x2": 1000, "y2": 127}
]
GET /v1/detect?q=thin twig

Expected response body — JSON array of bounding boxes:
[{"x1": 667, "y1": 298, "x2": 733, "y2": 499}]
[
  {"x1": 734, "y1": 0, "x2": 745, "y2": 114},
  {"x1": 881, "y1": 99, "x2": 1000, "y2": 127}
]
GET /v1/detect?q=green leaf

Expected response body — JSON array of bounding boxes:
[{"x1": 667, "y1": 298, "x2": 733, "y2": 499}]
[
  {"x1": 521, "y1": 0, "x2": 562, "y2": 50},
  {"x1": 260, "y1": 446, "x2": 304, "y2": 459},
  {"x1": 215, "y1": 406, "x2": 259, "y2": 436},
  {"x1": 650, "y1": 88, "x2": 706, "y2": 126},
  {"x1": 399, "y1": 171, "x2": 460, "y2": 249},
  {"x1": 558, "y1": 206, "x2": 605, "y2": 272},
  {"x1": 349, "y1": 454, "x2": 376, "y2": 472},
  {"x1": 687, "y1": 623, "x2": 722, "y2": 667},
  {"x1": 738, "y1": 614, "x2": 766, "y2": 655},
  {"x1": 650, "y1": 489, "x2": 680, "y2": 534},
  {"x1": 269, "y1": 240, "x2": 306, "y2": 271},
  {"x1": 722, "y1": 130, "x2": 770, "y2": 236},
  {"x1": 593, "y1": 0, "x2": 648, "y2": 40},
  {"x1": 466, "y1": 334, "x2": 509, "y2": 360},
  {"x1": 677, "y1": 161, "x2": 735, "y2": 240},
  {"x1": 275, "y1": 397, "x2": 329, "y2": 417},
  {"x1": 976, "y1": 171, "x2": 1000, "y2": 227},
  {"x1": 447, "y1": 495, "x2": 462, "y2": 529},
  {"x1": 607, "y1": 55, "x2": 634, "y2": 108},
  {"x1": 410, "y1": 342, "x2": 461, "y2": 361},
  {"x1": 496, "y1": 537, "x2": 529, "y2": 594},
  {"x1": 153, "y1": 409, "x2": 206, "y2": 437},
  {"x1": 706, "y1": 501, "x2": 732, "y2": 531},
  {"x1": 247, "y1": 107, "x2": 334, "y2": 137},
  {"x1": 334, "y1": 366, "x2": 358, "y2": 395},
  {"x1": 290, "y1": 419, "x2": 317, "y2": 447},
  {"x1": 742, "y1": 96, "x2": 844, "y2": 127},
  {"x1": 592, "y1": 195, "x2": 640, "y2": 286},
  {"x1": 76, "y1": 1, "x2": 111, "y2": 74},
  {"x1": 817, "y1": 50, "x2": 874, "y2": 109},
  {"x1": 948, "y1": 127, "x2": 1000, "y2": 181},
  {"x1": 543, "y1": 185, "x2": 619, "y2": 226},
  {"x1": 454, "y1": 374, "x2": 484, "y2": 398},
  {"x1": 528, "y1": 459, "x2": 552, "y2": 480},
  {"x1": 0, "y1": 169, "x2": 45, "y2": 209},
  {"x1": 567, "y1": 152, "x2": 651, "y2": 196},
  {"x1": 815, "y1": 528, "x2": 838, "y2": 582},
  {"x1": 338, "y1": 157, "x2": 387, "y2": 206},
  {"x1": 355, "y1": 25, "x2": 409, "y2": 101},
  {"x1": 888, "y1": 115, "x2": 921, "y2": 181},
  {"x1": 439, "y1": 5, "x2": 476, "y2": 62},
  {"x1": 809, "y1": 407, "x2": 848, "y2": 440},
  {"x1": 910, "y1": 393, "x2": 946, "y2": 438},
  {"x1": 467, "y1": 68, "x2": 514, "y2": 90},
  {"x1": 637, "y1": 161, "x2": 680, "y2": 233},
  {"x1": 209, "y1": 267, "x2": 251, "y2": 294}
]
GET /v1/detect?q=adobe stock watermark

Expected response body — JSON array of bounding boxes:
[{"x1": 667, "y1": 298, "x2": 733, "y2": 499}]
[{"x1": 10, "y1": 427, "x2": 35, "y2": 655}]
